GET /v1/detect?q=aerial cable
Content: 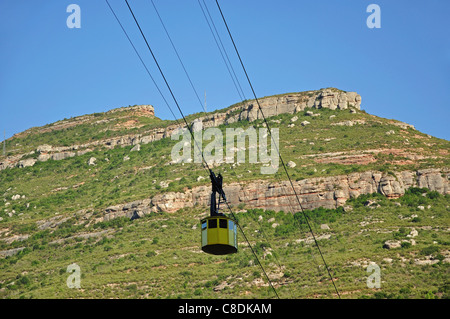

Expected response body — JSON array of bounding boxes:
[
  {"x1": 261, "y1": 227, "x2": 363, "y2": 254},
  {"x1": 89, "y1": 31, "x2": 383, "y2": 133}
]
[
  {"x1": 214, "y1": 0, "x2": 341, "y2": 299},
  {"x1": 197, "y1": 0, "x2": 245, "y2": 102},
  {"x1": 209, "y1": 172, "x2": 280, "y2": 299},
  {"x1": 149, "y1": 0, "x2": 206, "y2": 113},
  {"x1": 200, "y1": 0, "x2": 247, "y2": 101},
  {"x1": 223, "y1": 201, "x2": 280, "y2": 299},
  {"x1": 123, "y1": 0, "x2": 280, "y2": 299},
  {"x1": 215, "y1": 0, "x2": 340, "y2": 298},
  {"x1": 108, "y1": 0, "x2": 211, "y2": 176},
  {"x1": 209, "y1": 171, "x2": 280, "y2": 299},
  {"x1": 225, "y1": 150, "x2": 322, "y2": 299},
  {"x1": 108, "y1": 0, "x2": 313, "y2": 299},
  {"x1": 105, "y1": 0, "x2": 179, "y2": 123},
  {"x1": 124, "y1": 0, "x2": 211, "y2": 174}
]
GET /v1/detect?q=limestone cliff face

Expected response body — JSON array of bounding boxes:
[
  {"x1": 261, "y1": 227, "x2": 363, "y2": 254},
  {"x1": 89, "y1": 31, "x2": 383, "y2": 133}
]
[
  {"x1": 100, "y1": 168, "x2": 449, "y2": 221},
  {"x1": 0, "y1": 88, "x2": 361, "y2": 170},
  {"x1": 198, "y1": 88, "x2": 361, "y2": 126},
  {"x1": 106, "y1": 104, "x2": 155, "y2": 116},
  {"x1": 234, "y1": 88, "x2": 361, "y2": 123}
]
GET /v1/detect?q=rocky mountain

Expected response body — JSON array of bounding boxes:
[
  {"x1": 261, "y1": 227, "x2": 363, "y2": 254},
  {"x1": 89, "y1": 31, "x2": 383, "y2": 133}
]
[
  {"x1": 0, "y1": 88, "x2": 449, "y2": 299},
  {"x1": 1, "y1": 88, "x2": 363, "y2": 170},
  {"x1": 2, "y1": 88, "x2": 446, "y2": 218},
  {"x1": 102, "y1": 168, "x2": 449, "y2": 221}
]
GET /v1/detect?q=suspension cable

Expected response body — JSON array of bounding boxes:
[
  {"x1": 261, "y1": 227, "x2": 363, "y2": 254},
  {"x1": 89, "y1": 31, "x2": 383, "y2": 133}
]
[
  {"x1": 124, "y1": 0, "x2": 212, "y2": 173},
  {"x1": 223, "y1": 201, "x2": 280, "y2": 299},
  {"x1": 214, "y1": 0, "x2": 341, "y2": 299},
  {"x1": 200, "y1": 0, "x2": 247, "y2": 101},
  {"x1": 106, "y1": 0, "x2": 324, "y2": 299},
  {"x1": 121, "y1": 0, "x2": 280, "y2": 299},
  {"x1": 197, "y1": 0, "x2": 245, "y2": 102},
  {"x1": 149, "y1": 0, "x2": 206, "y2": 113},
  {"x1": 105, "y1": 0, "x2": 179, "y2": 123}
]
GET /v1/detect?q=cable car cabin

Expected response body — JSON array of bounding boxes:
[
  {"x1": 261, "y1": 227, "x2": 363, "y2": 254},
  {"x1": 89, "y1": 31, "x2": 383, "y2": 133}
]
[
  {"x1": 201, "y1": 216, "x2": 237, "y2": 255},
  {"x1": 201, "y1": 170, "x2": 237, "y2": 255}
]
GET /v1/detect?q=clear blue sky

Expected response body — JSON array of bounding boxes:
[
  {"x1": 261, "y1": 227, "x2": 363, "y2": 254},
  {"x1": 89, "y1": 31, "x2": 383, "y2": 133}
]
[{"x1": 1, "y1": 0, "x2": 449, "y2": 141}]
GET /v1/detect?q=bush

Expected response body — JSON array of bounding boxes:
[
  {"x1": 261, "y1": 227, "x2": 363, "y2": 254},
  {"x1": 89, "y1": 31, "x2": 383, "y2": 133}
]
[
  {"x1": 400, "y1": 188, "x2": 431, "y2": 207},
  {"x1": 294, "y1": 206, "x2": 343, "y2": 226},
  {"x1": 179, "y1": 271, "x2": 192, "y2": 277},
  {"x1": 16, "y1": 275, "x2": 31, "y2": 287},
  {"x1": 94, "y1": 217, "x2": 131, "y2": 230},
  {"x1": 274, "y1": 223, "x2": 296, "y2": 237},
  {"x1": 194, "y1": 288, "x2": 202, "y2": 296},
  {"x1": 405, "y1": 187, "x2": 428, "y2": 195},
  {"x1": 127, "y1": 284, "x2": 137, "y2": 292},
  {"x1": 411, "y1": 217, "x2": 422, "y2": 223},
  {"x1": 399, "y1": 287, "x2": 411, "y2": 295},
  {"x1": 401, "y1": 241, "x2": 411, "y2": 249},
  {"x1": 394, "y1": 227, "x2": 408, "y2": 240},
  {"x1": 438, "y1": 283, "x2": 450, "y2": 299},
  {"x1": 347, "y1": 192, "x2": 385, "y2": 208},
  {"x1": 420, "y1": 245, "x2": 440, "y2": 256},
  {"x1": 204, "y1": 279, "x2": 219, "y2": 288},
  {"x1": 13, "y1": 223, "x2": 37, "y2": 234},
  {"x1": 254, "y1": 242, "x2": 271, "y2": 254},
  {"x1": 427, "y1": 191, "x2": 441, "y2": 199},
  {"x1": 96, "y1": 237, "x2": 112, "y2": 246},
  {"x1": 425, "y1": 291, "x2": 436, "y2": 299}
]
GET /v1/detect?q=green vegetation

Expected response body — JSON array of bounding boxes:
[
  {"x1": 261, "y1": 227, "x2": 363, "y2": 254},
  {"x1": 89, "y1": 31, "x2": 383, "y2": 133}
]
[
  {"x1": 2, "y1": 107, "x2": 169, "y2": 155},
  {"x1": 0, "y1": 93, "x2": 449, "y2": 299},
  {"x1": 0, "y1": 188, "x2": 448, "y2": 299}
]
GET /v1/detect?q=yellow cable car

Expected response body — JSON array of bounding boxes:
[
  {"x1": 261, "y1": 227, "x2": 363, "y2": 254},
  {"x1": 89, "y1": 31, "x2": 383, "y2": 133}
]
[
  {"x1": 200, "y1": 170, "x2": 238, "y2": 255},
  {"x1": 201, "y1": 215, "x2": 237, "y2": 255}
]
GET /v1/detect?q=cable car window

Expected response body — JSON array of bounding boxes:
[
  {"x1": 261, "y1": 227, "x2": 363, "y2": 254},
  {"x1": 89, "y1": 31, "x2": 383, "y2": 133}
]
[
  {"x1": 201, "y1": 221, "x2": 207, "y2": 230},
  {"x1": 219, "y1": 219, "x2": 227, "y2": 229},
  {"x1": 229, "y1": 220, "x2": 234, "y2": 229},
  {"x1": 208, "y1": 219, "x2": 217, "y2": 229}
]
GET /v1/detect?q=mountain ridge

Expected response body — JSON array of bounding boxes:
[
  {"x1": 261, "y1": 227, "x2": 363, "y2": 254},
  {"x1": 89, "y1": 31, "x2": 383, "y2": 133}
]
[
  {"x1": 0, "y1": 88, "x2": 449, "y2": 299},
  {"x1": 0, "y1": 87, "x2": 420, "y2": 171},
  {"x1": 1, "y1": 87, "x2": 448, "y2": 217}
]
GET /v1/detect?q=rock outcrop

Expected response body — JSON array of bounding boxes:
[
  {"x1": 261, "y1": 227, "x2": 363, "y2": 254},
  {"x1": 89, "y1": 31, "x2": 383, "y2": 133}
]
[
  {"x1": 106, "y1": 104, "x2": 155, "y2": 116},
  {"x1": 313, "y1": 89, "x2": 361, "y2": 110},
  {"x1": 17, "y1": 158, "x2": 37, "y2": 168},
  {"x1": 226, "y1": 88, "x2": 361, "y2": 124},
  {"x1": 0, "y1": 89, "x2": 363, "y2": 171},
  {"x1": 99, "y1": 168, "x2": 449, "y2": 221}
]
